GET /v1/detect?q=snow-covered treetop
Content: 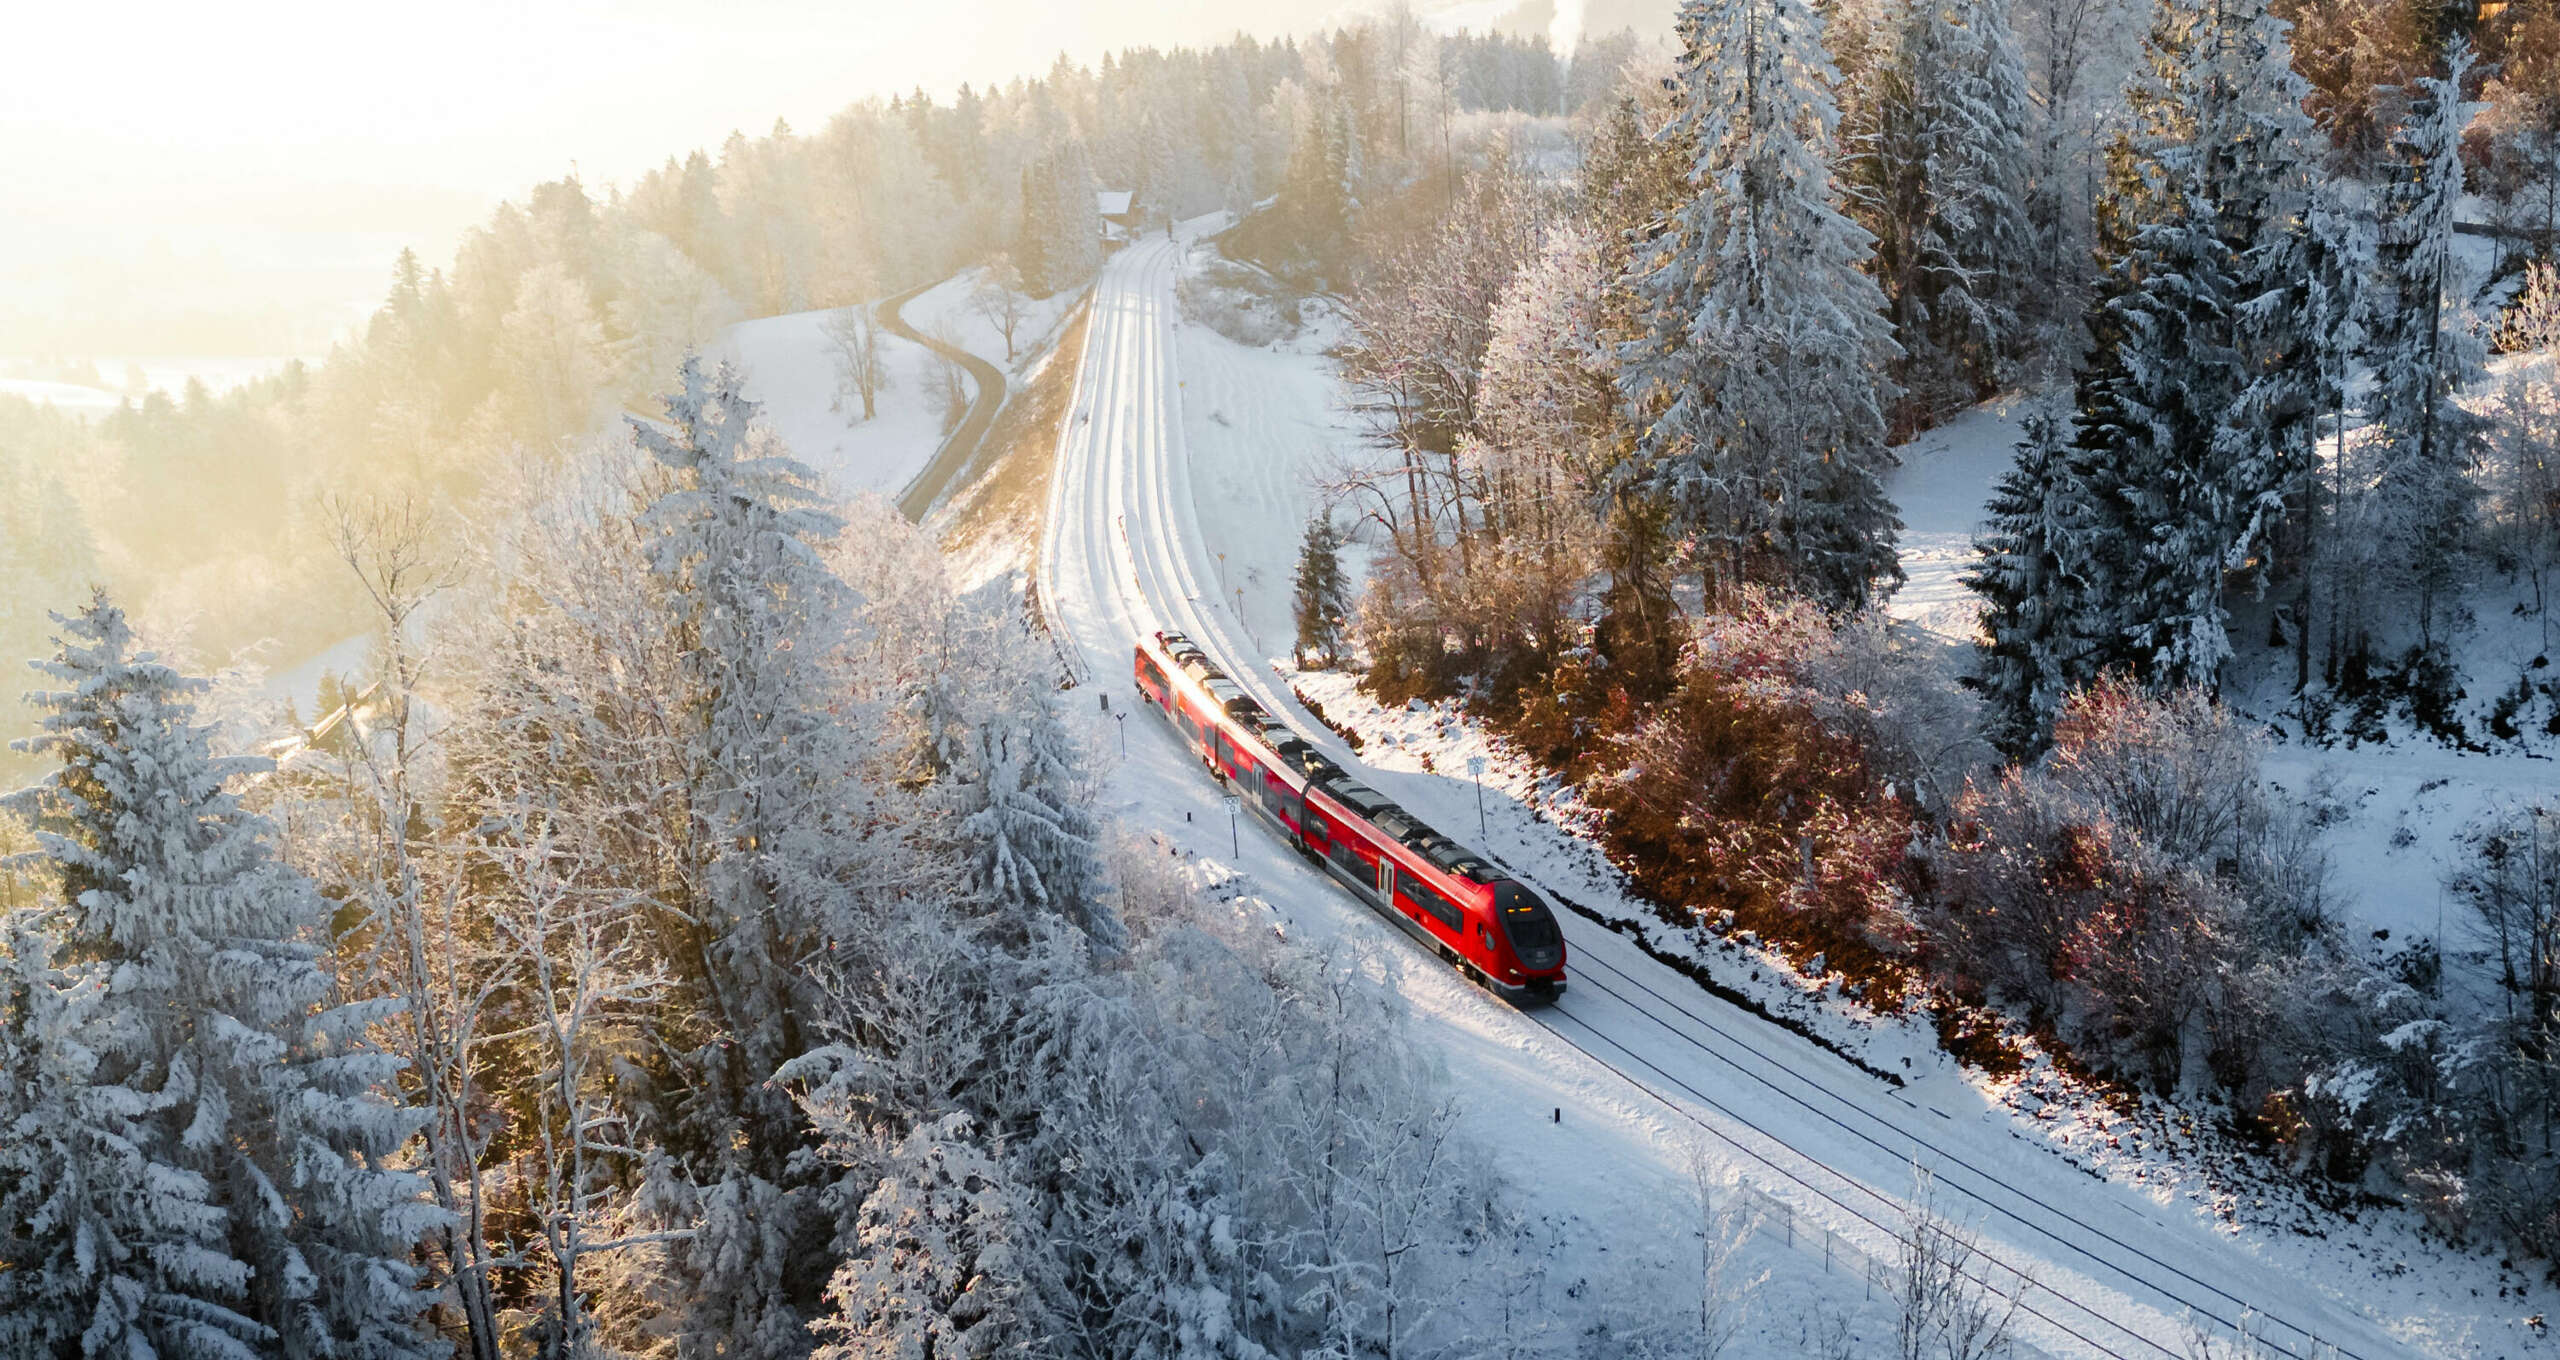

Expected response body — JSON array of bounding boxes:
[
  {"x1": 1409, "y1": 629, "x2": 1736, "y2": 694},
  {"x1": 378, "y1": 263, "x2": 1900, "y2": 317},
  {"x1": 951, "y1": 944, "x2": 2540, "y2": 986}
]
[{"x1": 6, "y1": 590, "x2": 301, "y2": 959}]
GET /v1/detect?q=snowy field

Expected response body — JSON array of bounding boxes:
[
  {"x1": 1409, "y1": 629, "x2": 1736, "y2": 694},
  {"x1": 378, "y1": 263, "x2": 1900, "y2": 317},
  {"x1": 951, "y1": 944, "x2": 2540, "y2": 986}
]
[
  {"x1": 713, "y1": 305, "x2": 963, "y2": 501},
  {"x1": 0, "y1": 356, "x2": 308, "y2": 417},
  {"x1": 896, "y1": 266, "x2": 1081, "y2": 384},
  {"x1": 1017, "y1": 227, "x2": 2553, "y2": 1356},
  {"x1": 0, "y1": 377, "x2": 128, "y2": 417}
]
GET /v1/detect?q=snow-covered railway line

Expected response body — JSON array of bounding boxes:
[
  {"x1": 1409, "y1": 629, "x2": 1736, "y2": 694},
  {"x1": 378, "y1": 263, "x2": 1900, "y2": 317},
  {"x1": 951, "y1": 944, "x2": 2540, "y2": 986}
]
[
  {"x1": 1038, "y1": 235, "x2": 2417, "y2": 1360},
  {"x1": 1544, "y1": 961, "x2": 2364, "y2": 1360},
  {"x1": 1532, "y1": 1001, "x2": 2140, "y2": 1360}
]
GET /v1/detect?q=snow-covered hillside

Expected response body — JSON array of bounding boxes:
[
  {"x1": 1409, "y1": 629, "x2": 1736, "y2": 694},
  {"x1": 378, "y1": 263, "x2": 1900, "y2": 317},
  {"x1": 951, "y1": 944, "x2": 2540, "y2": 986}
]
[
  {"x1": 0, "y1": 376, "x2": 128, "y2": 417},
  {"x1": 1881, "y1": 374, "x2": 2560, "y2": 959},
  {"x1": 897, "y1": 266, "x2": 1081, "y2": 383},
  {"x1": 1021, "y1": 226, "x2": 2553, "y2": 1357},
  {"x1": 713, "y1": 304, "x2": 960, "y2": 501}
]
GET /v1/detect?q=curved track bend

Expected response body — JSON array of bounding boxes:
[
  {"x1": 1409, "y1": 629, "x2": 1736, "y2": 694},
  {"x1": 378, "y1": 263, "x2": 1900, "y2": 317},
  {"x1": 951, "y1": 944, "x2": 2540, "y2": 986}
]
[{"x1": 1038, "y1": 234, "x2": 2419, "y2": 1360}]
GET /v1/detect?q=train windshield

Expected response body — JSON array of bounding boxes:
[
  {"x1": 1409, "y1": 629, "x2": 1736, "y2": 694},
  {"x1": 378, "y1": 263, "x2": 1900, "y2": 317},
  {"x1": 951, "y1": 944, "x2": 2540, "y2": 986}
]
[{"x1": 1494, "y1": 883, "x2": 1564, "y2": 969}]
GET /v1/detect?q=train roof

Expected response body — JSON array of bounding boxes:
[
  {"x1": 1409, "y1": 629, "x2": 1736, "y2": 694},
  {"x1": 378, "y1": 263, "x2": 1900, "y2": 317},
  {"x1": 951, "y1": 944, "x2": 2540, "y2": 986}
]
[
  {"x1": 1286, "y1": 747, "x2": 1338, "y2": 781},
  {"x1": 1147, "y1": 631, "x2": 1506, "y2": 883},
  {"x1": 1423, "y1": 842, "x2": 1500, "y2": 882},
  {"x1": 1325, "y1": 780, "x2": 1394, "y2": 815},
  {"x1": 1311, "y1": 775, "x2": 1501, "y2": 883}
]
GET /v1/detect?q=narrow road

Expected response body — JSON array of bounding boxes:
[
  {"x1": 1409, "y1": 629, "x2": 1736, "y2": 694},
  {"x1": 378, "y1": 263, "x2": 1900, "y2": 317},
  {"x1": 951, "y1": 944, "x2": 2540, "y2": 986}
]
[
  {"x1": 1037, "y1": 234, "x2": 2428, "y2": 1360},
  {"x1": 880, "y1": 277, "x2": 1010, "y2": 522}
]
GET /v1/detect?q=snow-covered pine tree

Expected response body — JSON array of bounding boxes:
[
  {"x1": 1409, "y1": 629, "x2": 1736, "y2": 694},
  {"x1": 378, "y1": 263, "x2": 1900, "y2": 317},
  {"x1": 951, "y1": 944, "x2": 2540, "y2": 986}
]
[
  {"x1": 1016, "y1": 139, "x2": 1104, "y2": 298},
  {"x1": 1280, "y1": 98, "x2": 1359, "y2": 281},
  {"x1": 2363, "y1": 41, "x2": 2486, "y2": 645},
  {"x1": 1293, "y1": 517, "x2": 1353, "y2": 667},
  {"x1": 1863, "y1": 0, "x2": 2038, "y2": 429},
  {"x1": 958, "y1": 628, "x2": 1120, "y2": 950},
  {"x1": 2052, "y1": 0, "x2": 2327, "y2": 691},
  {"x1": 1135, "y1": 113, "x2": 1180, "y2": 230},
  {"x1": 631, "y1": 357, "x2": 868, "y2": 1357},
  {"x1": 1621, "y1": 0, "x2": 1904, "y2": 610},
  {"x1": 2281, "y1": 178, "x2": 2372, "y2": 687},
  {"x1": 0, "y1": 594, "x2": 437, "y2": 1360},
  {"x1": 1966, "y1": 412, "x2": 2094, "y2": 756},
  {"x1": 0, "y1": 910, "x2": 248, "y2": 1359},
  {"x1": 1017, "y1": 159, "x2": 1057, "y2": 298},
  {"x1": 1054, "y1": 139, "x2": 1104, "y2": 288},
  {"x1": 808, "y1": 1113, "x2": 1045, "y2": 1360}
]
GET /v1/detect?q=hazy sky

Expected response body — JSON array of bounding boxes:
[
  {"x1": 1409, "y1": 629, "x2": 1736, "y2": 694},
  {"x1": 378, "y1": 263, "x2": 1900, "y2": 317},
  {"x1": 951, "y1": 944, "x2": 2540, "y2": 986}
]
[{"x1": 9, "y1": 0, "x2": 1508, "y2": 356}]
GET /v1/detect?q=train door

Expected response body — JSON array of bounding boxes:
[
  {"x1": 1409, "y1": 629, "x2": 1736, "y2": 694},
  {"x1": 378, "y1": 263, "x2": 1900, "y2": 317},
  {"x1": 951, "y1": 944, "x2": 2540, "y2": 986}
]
[
  {"x1": 1282, "y1": 777, "x2": 1307, "y2": 845},
  {"x1": 1267, "y1": 767, "x2": 1301, "y2": 836}
]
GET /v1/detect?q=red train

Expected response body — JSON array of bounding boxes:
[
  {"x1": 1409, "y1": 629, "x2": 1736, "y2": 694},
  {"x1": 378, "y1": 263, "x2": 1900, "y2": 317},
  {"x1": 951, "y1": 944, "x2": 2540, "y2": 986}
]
[{"x1": 1133, "y1": 630, "x2": 1566, "y2": 1001}]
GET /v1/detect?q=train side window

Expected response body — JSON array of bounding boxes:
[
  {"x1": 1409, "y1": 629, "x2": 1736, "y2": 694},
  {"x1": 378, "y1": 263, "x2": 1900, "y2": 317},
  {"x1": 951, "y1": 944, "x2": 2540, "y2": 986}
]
[{"x1": 1408, "y1": 878, "x2": 1463, "y2": 932}]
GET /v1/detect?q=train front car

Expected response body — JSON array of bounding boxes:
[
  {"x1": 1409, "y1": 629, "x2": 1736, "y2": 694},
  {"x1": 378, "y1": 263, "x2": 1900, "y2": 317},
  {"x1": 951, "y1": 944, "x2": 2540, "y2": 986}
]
[{"x1": 1486, "y1": 879, "x2": 1567, "y2": 1000}]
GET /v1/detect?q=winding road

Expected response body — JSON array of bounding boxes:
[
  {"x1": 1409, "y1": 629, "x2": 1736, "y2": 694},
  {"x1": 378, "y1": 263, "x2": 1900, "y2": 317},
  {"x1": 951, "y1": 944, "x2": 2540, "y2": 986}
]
[
  {"x1": 1037, "y1": 232, "x2": 2435, "y2": 1360},
  {"x1": 880, "y1": 277, "x2": 1011, "y2": 522}
]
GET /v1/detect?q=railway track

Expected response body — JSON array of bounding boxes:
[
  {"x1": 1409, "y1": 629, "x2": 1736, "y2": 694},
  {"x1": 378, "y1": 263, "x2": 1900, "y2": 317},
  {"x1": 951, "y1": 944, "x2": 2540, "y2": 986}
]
[{"x1": 1037, "y1": 231, "x2": 2413, "y2": 1360}]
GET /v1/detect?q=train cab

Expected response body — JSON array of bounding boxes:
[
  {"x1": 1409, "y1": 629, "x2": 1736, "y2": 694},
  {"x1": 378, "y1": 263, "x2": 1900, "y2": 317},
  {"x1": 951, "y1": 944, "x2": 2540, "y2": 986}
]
[{"x1": 1489, "y1": 880, "x2": 1567, "y2": 994}]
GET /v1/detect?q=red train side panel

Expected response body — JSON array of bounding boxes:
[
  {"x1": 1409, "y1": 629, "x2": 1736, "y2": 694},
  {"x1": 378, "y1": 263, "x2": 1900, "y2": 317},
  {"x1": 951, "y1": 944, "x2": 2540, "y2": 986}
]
[{"x1": 1131, "y1": 632, "x2": 1564, "y2": 1000}]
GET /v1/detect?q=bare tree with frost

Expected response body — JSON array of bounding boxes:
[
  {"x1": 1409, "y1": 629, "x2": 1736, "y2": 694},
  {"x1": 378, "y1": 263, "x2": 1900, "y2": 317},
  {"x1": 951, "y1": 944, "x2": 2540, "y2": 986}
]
[
  {"x1": 1885, "y1": 1169, "x2": 2024, "y2": 1360},
  {"x1": 823, "y1": 303, "x2": 891, "y2": 422}
]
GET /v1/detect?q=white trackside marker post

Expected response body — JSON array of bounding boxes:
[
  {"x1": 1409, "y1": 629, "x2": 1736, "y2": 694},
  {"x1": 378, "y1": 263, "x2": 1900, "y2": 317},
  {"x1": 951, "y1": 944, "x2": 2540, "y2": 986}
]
[
  {"x1": 1466, "y1": 755, "x2": 1488, "y2": 840},
  {"x1": 1222, "y1": 791, "x2": 1240, "y2": 858}
]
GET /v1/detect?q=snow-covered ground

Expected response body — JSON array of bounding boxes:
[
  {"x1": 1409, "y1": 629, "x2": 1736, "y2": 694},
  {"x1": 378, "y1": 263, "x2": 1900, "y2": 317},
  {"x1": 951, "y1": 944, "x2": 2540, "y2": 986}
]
[
  {"x1": 896, "y1": 267, "x2": 1080, "y2": 385},
  {"x1": 0, "y1": 356, "x2": 308, "y2": 416},
  {"x1": 1878, "y1": 371, "x2": 2560, "y2": 956},
  {"x1": 713, "y1": 304, "x2": 961, "y2": 501},
  {"x1": 99, "y1": 355, "x2": 306, "y2": 398},
  {"x1": 1024, "y1": 228, "x2": 2545, "y2": 1357},
  {"x1": 1888, "y1": 397, "x2": 2037, "y2": 643},
  {"x1": 0, "y1": 376, "x2": 128, "y2": 417}
]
